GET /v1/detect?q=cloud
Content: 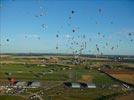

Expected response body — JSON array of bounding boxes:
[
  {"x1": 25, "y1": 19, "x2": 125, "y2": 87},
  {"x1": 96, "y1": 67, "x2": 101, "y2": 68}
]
[
  {"x1": 64, "y1": 34, "x2": 71, "y2": 38},
  {"x1": 24, "y1": 33, "x2": 40, "y2": 38}
]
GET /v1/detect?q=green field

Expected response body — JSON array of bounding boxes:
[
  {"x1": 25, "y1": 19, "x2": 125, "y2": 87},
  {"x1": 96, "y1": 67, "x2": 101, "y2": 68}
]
[
  {"x1": 0, "y1": 56, "x2": 128, "y2": 100},
  {"x1": 0, "y1": 63, "x2": 118, "y2": 85},
  {"x1": 0, "y1": 95, "x2": 25, "y2": 100}
]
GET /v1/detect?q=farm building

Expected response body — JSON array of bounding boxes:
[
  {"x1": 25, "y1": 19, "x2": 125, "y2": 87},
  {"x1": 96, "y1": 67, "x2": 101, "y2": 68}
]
[
  {"x1": 15, "y1": 81, "x2": 27, "y2": 88},
  {"x1": 48, "y1": 57, "x2": 59, "y2": 63},
  {"x1": 79, "y1": 83, "x2": 96, "y2": 88},
  {"x1": 27, "y1": 81, "x2": 41, "y2": 88},
  {"x1": 72, "y1": 83, "x2": 81, "y2": 88},
  {"x1": 64, "y1": 82, "x2": 81, "y2": 88},
  {"x1": 64, "y1": 82, "x2": 96, "y2": 89},
  {"x1": 86, "y1": 83, "x2": 96, "y2": 88}
]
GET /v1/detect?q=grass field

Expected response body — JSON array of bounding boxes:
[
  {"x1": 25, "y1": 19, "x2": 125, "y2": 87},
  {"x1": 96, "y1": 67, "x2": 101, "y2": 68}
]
[
  {"x1": 43, "y1": 85, "x2": 122, "y2": 100},
  {"x1": 0, "y1": 63, "x2": 70, "y2": 81},
  {"x1": 0, "y1": 56, "x2": 132, "y2": 100},
  {"x1": 0, "y1": 95, "x2": 25, "y2": 100},
  {"x1": 0, "y1": 63, "x2": 118, "y2": 85}
]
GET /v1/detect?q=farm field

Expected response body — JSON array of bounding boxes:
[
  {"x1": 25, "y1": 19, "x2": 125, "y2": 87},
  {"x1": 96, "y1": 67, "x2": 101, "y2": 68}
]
[
  {"x1": 0, "y1": 55, "x2": 134, "y2": 100},
  {"x1": 115, "y1": 93, "x2": 134, "y2": 100},
  {"x1": 103, "y1": 69, "x2": 134, "y2": 85},
  {"x1": 44, "y1": 86, "x2": 121, "y2": 100},
  {"x1": 0, "y1": 63, "x2": 118, "y2": 85},
  {"x1": 111, "y1": 74, "x2": 134, "y2": 85},
  {"x1": 0, "y1": 95, "x2": 25, "y2": 100}
]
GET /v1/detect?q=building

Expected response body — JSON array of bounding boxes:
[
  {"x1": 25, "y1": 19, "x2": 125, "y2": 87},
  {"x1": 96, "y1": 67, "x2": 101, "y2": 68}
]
[
  {"x1": 27, "y1": 81, "x2": 41, "y2": 88},
  {"x1": 64, "y1": 82, "x2": 81, "y2": 88},
  {"x1": 15, "y1": 81, "x2": 27, "y2": 88},
  {"x1": 71, "y1": 83, "x2": 81, "y2": 88},
  {"x1": 86, "y1": 83, "x2": 96, "y2": 88},
  {"x1": 64, "y1": 82, "x2": 96, "y2": 89}
]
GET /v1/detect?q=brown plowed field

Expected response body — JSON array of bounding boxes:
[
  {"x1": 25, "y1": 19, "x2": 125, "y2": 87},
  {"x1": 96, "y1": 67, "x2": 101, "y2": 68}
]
[{"x1": 103, "y1": 69, "x2": 134, "y2": 85}]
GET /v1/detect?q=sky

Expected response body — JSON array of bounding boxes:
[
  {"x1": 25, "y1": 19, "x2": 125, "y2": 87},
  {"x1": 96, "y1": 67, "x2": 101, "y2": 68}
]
[{"x1": 0, "y1": 0, "x2": 134, "y2": 55}]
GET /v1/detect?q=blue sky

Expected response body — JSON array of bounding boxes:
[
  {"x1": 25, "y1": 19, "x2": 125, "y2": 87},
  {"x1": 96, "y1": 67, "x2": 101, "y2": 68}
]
[{"x1": 0, "y1": 0, "x2": 134, "y2": 55}]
